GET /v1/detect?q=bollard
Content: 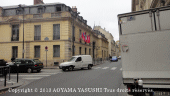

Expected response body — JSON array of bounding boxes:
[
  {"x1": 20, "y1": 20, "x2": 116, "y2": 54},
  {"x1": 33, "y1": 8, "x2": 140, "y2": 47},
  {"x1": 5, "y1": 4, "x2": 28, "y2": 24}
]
[
  {"x1": 17, "y1": 67, "x2": 19, "y2": 83},
  {"x1": 4, "y1": 68, "x2": 7, "y2": 86},
  {"x1": 9, "y1": 66, "x2": 10, "y2": 80}
]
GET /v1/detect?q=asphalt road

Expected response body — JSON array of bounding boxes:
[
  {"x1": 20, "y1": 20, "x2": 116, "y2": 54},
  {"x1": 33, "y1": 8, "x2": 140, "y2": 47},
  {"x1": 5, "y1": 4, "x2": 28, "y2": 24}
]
[{"x1": 1, "y1": 60, "x2": 128, "y2": 96}]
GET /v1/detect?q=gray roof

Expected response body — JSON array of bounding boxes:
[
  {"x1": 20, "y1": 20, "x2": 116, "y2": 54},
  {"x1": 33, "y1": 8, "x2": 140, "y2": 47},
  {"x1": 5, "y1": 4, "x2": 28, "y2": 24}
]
[{"x1": 1, "y1": 2, "x2": 65, "y2": 9}]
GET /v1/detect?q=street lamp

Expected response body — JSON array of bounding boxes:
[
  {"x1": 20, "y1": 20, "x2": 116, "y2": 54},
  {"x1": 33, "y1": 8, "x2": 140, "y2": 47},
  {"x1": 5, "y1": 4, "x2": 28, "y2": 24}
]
[{"x1": 18, "y1": 4, "x2": 24, "y2": 58}]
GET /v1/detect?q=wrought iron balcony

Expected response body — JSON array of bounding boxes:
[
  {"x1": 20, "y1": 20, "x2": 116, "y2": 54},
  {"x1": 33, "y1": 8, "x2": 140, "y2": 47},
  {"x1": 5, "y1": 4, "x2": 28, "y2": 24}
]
[
  {"x1": 11, "y1": 37, "x2": 19, "y2": 41},
  {"x1": 53, "y1": 35, "x2": 60, "y2": 40},
  {"x1": 34, "y1": 36, "x2": 41, "y2": 40}
]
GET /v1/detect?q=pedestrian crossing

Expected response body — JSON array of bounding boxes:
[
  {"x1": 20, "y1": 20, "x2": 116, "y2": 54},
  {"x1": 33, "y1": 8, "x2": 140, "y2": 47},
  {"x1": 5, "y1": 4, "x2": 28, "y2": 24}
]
[
  {"x1": 93, "y1": 67, "x2": 122, "y2": 71},
  {"x1": 9, "y1": 70, "x2": 61, "y2": 80}
]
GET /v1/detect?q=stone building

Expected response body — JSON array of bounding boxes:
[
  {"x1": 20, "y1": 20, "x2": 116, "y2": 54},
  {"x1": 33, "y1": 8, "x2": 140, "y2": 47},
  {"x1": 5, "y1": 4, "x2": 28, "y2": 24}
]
[
  {"x1": 0, "y1": 3, "x2": 108, "y2": 66},
  {"x1": 132, "y1": 0, "x2": 170, "y2": 11},
  {"x1": 93, "y1": 26, "x2": 116, "y2": 56}
]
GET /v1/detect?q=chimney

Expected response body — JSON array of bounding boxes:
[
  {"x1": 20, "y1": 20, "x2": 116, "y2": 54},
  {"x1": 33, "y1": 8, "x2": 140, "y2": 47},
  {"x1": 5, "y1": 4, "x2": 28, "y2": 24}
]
[
  {"x1": 0, "y1": 7, "x2": 2, "y2": 17},
  {"x1": 72, "y1": 6, "x2": 77, "y2": 13},
  {"x1": 34, "y1": 0, "x2": 44, "y2": 5}
]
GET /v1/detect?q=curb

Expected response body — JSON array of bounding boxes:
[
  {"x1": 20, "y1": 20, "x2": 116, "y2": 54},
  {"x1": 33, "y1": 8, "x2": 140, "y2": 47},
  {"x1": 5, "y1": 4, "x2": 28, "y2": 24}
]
[{"x1": 0, "y1": 81, "x2": 24, "y2": 92}]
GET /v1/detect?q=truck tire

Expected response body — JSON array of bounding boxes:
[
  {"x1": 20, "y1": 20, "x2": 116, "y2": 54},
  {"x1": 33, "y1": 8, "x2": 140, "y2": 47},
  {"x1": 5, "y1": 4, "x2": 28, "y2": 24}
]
[
  {"x1": 27, "y1": 68, "x2": 33, "y2": 73},
  {"x1": 88, "y1": 65, "x2": 92, "y2": 69},
  {"x1": 68, "y1": 66, "x2": 73, "y2": 71}
]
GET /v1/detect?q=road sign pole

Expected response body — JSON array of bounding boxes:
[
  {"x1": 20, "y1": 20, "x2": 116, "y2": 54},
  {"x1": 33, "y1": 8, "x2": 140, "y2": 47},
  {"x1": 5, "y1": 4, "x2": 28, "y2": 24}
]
[
  {"x1": 45, "y1": 46, "x2": 48, "y2": 67},
  {"x1": 46, "y1": 50, "x2": 47, "y2": 67}
]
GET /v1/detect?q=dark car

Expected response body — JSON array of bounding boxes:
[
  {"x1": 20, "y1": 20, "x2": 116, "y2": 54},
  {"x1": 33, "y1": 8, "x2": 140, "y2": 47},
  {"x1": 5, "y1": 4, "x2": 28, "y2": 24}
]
[
  {"x1": 9, "y1": 58, "x2": 44, "y2": 73},
  {"x1": 0, "y1": 59, "x2": 7, "y2": 66},
  {"x1": 110, "y1": 56, "x2": 118, "y2": 62},
  {"x1": 0, "y1": 59, "x2": 8, "y2": 76}
]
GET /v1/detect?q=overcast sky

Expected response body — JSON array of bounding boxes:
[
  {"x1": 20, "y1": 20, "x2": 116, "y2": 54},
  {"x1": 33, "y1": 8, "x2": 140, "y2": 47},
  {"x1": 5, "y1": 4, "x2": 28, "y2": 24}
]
[{"x1": 0, "y1": 0, "x2": 131, "y2": 41}]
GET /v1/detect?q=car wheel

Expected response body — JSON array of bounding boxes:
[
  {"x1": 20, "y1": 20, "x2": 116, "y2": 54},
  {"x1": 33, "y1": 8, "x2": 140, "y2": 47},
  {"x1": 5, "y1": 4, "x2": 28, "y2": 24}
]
[
  {"x1": 88, "y1": 65, "x2": 92, "y2": 69},
  {"x1": 68, "y1": 66, "x2": 73, "y2": 71},
  {"x1": 37, "y1": 69, "x2": 41, "y2": 72},
  {"x1": 62, "y1": 68, "x2": 66, "y2": 71},
  {"x1": 27, "y1": 68, "x2": 32, "y2": 73}
]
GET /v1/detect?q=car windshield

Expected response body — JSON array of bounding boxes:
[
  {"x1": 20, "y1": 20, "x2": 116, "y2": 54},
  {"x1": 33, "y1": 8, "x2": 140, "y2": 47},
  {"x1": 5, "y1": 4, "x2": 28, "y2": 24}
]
[
  {"x1": 112, "y1": 56, "x2": 117, "y2": 58},
  {"x1": 68, "y1": 57, "x2": 77, "y2": 62},
  {"x1": 33, "y1": 59, "x2": 41, "y2": 63}
]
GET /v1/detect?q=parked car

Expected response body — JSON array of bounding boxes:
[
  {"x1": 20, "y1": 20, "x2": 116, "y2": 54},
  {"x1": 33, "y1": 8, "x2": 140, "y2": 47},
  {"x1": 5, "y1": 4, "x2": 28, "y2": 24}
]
[
  {"x1": 110, "y1": 56, "x2": 118, "y2": 62},
  {"x1": 9, "y1": 58, "x2": 44, "y2": 73},
  {"x1": 59, "y1": 55, "x2": 93, "y2": 71},
  {"x1": 0, "y1": 59, "x2": 7, "y2": 66}
]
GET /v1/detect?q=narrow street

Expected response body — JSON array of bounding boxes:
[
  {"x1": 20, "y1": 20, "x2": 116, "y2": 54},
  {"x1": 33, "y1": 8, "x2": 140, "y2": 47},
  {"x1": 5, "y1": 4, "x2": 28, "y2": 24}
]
[{"x1": 1, "y1": 60, "x2": 128, "y2": 96}]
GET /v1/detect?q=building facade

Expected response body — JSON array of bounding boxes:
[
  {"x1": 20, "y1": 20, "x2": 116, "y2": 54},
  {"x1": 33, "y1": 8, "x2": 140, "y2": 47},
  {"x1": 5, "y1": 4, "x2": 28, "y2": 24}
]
[
  {"x1": 0, "y1": 3, "x2": 108, "y2": 66},
  {"x1": 93, "y1": 26, "x2": 116, "y2": 56},
  {"x1": 115, "y1": 40, "x2": 121, "y2": 57},
  {"x1": 132, "y1": 0, "x2": 170, "y2": 11}
]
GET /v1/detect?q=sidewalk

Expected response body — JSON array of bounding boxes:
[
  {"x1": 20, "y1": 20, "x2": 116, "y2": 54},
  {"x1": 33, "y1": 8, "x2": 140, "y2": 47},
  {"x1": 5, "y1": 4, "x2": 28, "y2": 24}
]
[
  {"x1": 0, "y1": 76, "x2": 24, "y2": 92},
  {"x1": 43, "y1": 65, "x2": 59, "y2": 69}
]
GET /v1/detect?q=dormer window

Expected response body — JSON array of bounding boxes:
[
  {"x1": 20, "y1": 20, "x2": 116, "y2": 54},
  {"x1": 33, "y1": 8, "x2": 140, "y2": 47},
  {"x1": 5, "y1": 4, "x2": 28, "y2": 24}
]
[
  {"x1": 56, "y1": 6, "x2": 61, "y2": 12},
  {"x1": 38, "y1": 8, "x2": 43, "y2": 13},
  {"x1": 16, "y1": 8, "x2": 23, "y2": 15}
]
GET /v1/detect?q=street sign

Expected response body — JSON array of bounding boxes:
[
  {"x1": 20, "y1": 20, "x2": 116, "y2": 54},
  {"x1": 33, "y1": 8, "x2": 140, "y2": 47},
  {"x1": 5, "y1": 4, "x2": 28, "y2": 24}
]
[{"x1": 45, "y1": 46, "x2": 48, "y2": 50}]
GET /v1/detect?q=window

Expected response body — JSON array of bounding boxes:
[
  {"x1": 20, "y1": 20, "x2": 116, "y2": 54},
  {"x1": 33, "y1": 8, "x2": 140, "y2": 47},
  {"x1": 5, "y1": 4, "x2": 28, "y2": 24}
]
[
  {"x1": 79, "y1": 29, "x2": 81, "y2": 43},
  {"x1": 16, "y1": 8, "x2": 23, "y2": 15},
  {"x1": 34, "y1": 25, "x2": 41, "y2": 40},
  {"x1": 72, "y1": 26, "x2": 75, "y2": 41},
  {"x1": 34, "y1": 46, "x2": 40, "y2": 58},
  {"x1": 12, "y1": 46, "x2": 18, "y2": 58},
  {"x1": 79, "y1": 47, "x2": 81, "y2": 55},
  {"x1": 38, "y1": 8, "x2": 43, "y2": 13},
  {"x1": 56, "y1": 7, "x2": 61, "y2": 11},
  {"x1": 85, "y1": 48, "x2": 86, "y2": 55},
  {"x1": 53, "y1": 45, "x2": 60, "y2": 57},
  {"x1": 89, "y1": 48, "x2": 91, "y2": 55},
  {"x1": 11, "y1": 25, "x2": 19, "y2": 41},
  {"x1": 53, "y1": 24, "x2": 60, "y2": 40},
  {"x1": 76, "y1": 57, "x2": 82, "y2": 62}
]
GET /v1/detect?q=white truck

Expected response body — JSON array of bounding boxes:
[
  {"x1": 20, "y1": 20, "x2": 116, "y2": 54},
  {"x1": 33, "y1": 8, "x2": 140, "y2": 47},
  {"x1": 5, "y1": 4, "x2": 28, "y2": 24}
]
[{"x1": 118, "y1": 6, "x2": 170, "y2": 96}]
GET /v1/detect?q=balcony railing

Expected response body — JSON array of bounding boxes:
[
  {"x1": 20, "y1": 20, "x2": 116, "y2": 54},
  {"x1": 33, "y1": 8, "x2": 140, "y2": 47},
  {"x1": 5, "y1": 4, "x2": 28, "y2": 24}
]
[
  {"x1": 51, "y1": 13, "x2": 61, "y2": 18},
  {"x1": 11, "y1": 37, "x2": 19, "y2": 41},
  {"x1": 33, "y1": 14, "x2": 43, "y2": 18},
  {"x1": 34, "y1": 36, "x2": 41, "y2": 40},
  {"x1": 53, "y1": 35, "x2": 60, "y2": 40}
]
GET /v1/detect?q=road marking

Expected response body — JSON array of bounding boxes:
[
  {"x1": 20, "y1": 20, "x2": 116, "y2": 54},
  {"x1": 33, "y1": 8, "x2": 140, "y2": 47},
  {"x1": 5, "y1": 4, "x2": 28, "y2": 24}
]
[
  {"x1": 93, "y1": 67, "x2": 101, "y2": 69},
  {"x1": 10, "y1": 75, "x2": 50, "y2": 77},
  {"x1": 33, "y1": 73, "x2": 59, "y2": 75},
  {"x1": 111, "y1": 67, "x2": 117, "y2": 70},
  {"x1": 102, "y1": 67, "x2": 109, "y2": 69},
  {"x1": 7, "y1": 81, "x2": 16, "y2": 83},
  {"x1": 120, "y1": 68, "x2": 122, "y2": 70},
  {"x1": 22, "y1": 77, "x2": 43, "y2": 80}
]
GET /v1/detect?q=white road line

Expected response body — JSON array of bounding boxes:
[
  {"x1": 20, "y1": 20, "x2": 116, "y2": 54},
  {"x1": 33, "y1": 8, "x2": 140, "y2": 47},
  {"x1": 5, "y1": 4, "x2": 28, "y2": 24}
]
[
  {"x1": 93, "y1": 67, "x2": 101, "y2": 69},
  {"x1": 102, "y1": 67, "x2": 109, "y2": 69},
  {"x1": 33, "y1": 73, "x2": 59, "y2": 75},
  {"x1": 111, "y1": 67, "x2": 117, "y2": 70},
  {"x1": 22, "y1": 77, "x2": 43, "y2": 80},
  {"x1": 10, "y1": 75, "x2": 50, "y2": 77},
  {"x1": 120, "y1": 68, "x2": 122, "y2": 70}
]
